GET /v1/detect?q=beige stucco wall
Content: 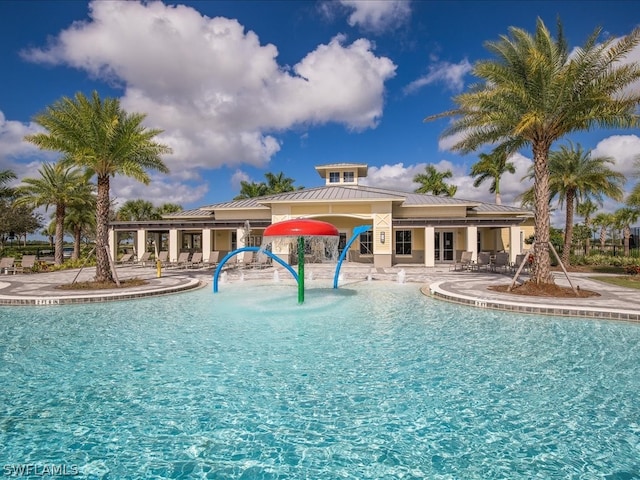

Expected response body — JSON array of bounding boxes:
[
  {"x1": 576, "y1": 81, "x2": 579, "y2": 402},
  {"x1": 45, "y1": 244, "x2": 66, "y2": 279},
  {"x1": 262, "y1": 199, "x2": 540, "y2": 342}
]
[{"x1": 393, "y1": 205, "x2": 468, "y2": 218}]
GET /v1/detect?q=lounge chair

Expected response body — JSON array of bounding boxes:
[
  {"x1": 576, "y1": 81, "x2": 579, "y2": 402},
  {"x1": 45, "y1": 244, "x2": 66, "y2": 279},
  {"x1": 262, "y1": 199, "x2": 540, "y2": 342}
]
[
  {"x1": 156, "y1": 251, "x2": 169, "y2": 267},
  {"x1": 136, "y1": 251, "x2": 152, "y2": 267},
  {"x1": 0, "y1": 257, "x2": 16, "y2": 275},
  {"x1": 252, "y1": 252, "x2": 271, "y2": 269},
  {"x1": 170, "y1": 252, "x2": 191, "y2": 268},
  {"x1": 186, "y1": 252, "x2": 203, "y2": 269},
  {"x1": 491, "y1": 252, "x2": 510, "y2": 273},
  {"x1": 450, "y1": 251, "x2": 473, "y2": 271},
  {"x1": 238, "y1": 251, "x2": 253, "y2": 269},
  {"x1": 474, "y1": 252, "x2": 491, "y2": 272},
  {"x1": 512, "y1": 253, "x2": 531, "y2": 274},
  {"x1": 16, "y1": 255, "x2": 36, "y2": 274},
  {"x1": 116, "y1": 253, "x2": 134, "y2": 264},
  {"x1": 204, "y1": 251, "x2": 220, "y2": 268}
]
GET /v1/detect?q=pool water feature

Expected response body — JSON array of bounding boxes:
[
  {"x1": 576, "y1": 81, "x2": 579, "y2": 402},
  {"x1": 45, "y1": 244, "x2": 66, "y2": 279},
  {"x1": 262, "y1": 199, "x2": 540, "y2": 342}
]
[{"x1": 1, "y1": 282, "x2": 639, "y2": 478}]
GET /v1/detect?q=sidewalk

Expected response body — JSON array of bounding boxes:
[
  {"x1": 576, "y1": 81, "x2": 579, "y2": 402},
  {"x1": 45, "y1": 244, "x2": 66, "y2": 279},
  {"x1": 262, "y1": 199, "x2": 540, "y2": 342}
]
[{"x1": 0, "y1": 263, "x2": 638, "y2": 323}]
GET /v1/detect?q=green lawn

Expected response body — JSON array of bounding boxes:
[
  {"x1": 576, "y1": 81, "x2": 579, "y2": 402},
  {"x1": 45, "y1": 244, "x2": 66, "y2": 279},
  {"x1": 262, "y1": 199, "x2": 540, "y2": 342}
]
[{"x1": 588, "y1": 275, "x2": 640, "y2": 290}]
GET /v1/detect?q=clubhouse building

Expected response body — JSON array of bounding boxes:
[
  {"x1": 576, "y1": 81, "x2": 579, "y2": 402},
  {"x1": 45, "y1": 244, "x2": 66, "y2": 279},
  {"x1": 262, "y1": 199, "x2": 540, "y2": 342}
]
[{"x1": 108, "y1": 163, "x2": 534, "y2": 268}]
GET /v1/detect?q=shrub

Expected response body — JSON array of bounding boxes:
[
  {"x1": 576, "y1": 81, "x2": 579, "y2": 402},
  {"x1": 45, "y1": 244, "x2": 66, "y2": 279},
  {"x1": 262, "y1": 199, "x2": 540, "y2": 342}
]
[{"x1": 624, "y1": 265, "x2": 640, "y2": 275}]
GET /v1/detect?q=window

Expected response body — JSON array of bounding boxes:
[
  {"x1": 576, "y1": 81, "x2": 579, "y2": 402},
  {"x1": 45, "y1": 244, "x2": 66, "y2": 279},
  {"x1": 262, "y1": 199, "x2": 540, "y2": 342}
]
[
  {"x1": 343, "y1": 171, "x2": 355, "y2": 183},
  {"x1": 231, "y1": 231, "x2": 237, "y2": 250},
  {"x1": 395, "y1": 230, "x2": 412, "y2": 255},
  {"x1": 329, "y1": 171, "x2": 340, "y2": 183},
  {"x1": 359, "y1": 230, "x2": 373, "y2": 255}
]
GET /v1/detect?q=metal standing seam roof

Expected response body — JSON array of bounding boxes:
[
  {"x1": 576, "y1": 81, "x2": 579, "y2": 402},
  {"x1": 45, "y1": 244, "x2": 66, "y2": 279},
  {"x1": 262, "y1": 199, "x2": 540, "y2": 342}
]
[
  {"x1": 162, "y1": 208, "x2": 215, "y2": 218},
  {"x1": 194, "y1": 185, "x2": 532, "y2": 215}
]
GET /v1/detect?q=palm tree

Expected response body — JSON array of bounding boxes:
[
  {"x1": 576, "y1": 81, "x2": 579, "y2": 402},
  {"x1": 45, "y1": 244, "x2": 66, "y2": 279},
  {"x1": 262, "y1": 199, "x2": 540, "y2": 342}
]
[
  {"x1": 117, "y1": 199, "x2": 157, "y2": 221},
  {"x1": 65, "y1": 188, "x2": 97, "y2": 260},
  {"x1": 425, "y1": 19, "x2": 640, "y2": 284},
  {"x1": 593, "y1": 212, "x2": 615, "y2": 253},
  {"x1": 614, "y1": 207, "x2": 640, "y2": 257},
  {"x1": 25, "y1": 91, "x2": 171, "y2": 282},
  {"x1": 576, "y1": 199, "x2": 598, "y2": 256},
  {"x1": 413, "y1": 164, "x2": 457, "y2": 196},
  {"x1": 234, "y1": 181, "x2": 268, "y2": 200},
  {"x1": 14, "y1": 162, "x2": 91, "y2": 265},
  {"x1": 264, "y1": 172, "x2": 301, "y2": 194},
  {"x1": 470, "y1": 149, "x2": 515, "y2": 205},
  {"x1": 0, "y1": 169, "x2": 17, "y2": 198},
  {"x1": 155, "y1": 203, "x2": 183, "y2": 217},
  {"x1": 520, "y1": 142, "x2": 624, "y2": 265}
]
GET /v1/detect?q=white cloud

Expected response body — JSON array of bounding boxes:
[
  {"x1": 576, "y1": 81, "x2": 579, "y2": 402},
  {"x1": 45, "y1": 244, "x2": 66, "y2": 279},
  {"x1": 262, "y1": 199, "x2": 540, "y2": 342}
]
[
  {"x1": 590, "y1": 134, "x2": 640, "y2": 178},
  {"x1": 230, "y1": 169, "x2": 250, "y2": 190},
  {"x1": 404, "y1": 59, "x2": 473, "y2": 95},
  {"x1": 338, "y1": 0, "x2": 411, "y2": 34},
  {"x1": 21, "y1": 0, "x2": 396, "y2": 178},
  {"x1": 0, "y1": 111, "x2": 59, "y2": 183},
  {"x1": 110, "y1": 175, "x2": 208, "y2": 210},
  {"x1": 362, "y1": 154, "x2": 534, "y2": 208}
]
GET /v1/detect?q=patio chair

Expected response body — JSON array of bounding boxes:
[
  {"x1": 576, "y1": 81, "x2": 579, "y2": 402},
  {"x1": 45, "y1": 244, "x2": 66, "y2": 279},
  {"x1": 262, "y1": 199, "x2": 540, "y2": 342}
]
[
  {"x1": 474, "y1": 252, "x2": 491, "y2": 272},
  {"x1": 204, "y1": 251, "x2": 220, "y2": 268},
  {"x1": 252, "y1": 252, "x2": 271, "y2": 269},
  {"x1": 491, "y1": 252, "x2": 510, "y2": 273},
  {"x1": 450, "y1": 251, "x2": 473, "y2": 271},
  {"x1": 186, "y1": 252, "x2": 203, "y2": 269},
  {"x1": 136, "y1": 251, "x2": 152, "y2": 267},
  {"x1": 116, "y1": 253, "x2": 134, "y2": 264},
  {"x1": 238, "y1": 251, "x2": 254, "y2": 269},
  {"x1": 16, "y1": 255, "x2": 36, "y2": 274},
  {"x1": 170, "y1": 252, "x2": 191, "y2": 269},
  {"x1": 156, "y1": 251, "x2": 169, "y2": 267},
  {"x1": 0, "y1": 257, "x2": 16, "y2": 275}
]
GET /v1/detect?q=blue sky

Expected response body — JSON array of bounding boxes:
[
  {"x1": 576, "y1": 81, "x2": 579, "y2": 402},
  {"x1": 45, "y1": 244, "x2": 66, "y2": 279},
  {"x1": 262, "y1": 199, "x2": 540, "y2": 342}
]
[{"x1": 1, "y1": 0, "x2": 639, "y2": 225}]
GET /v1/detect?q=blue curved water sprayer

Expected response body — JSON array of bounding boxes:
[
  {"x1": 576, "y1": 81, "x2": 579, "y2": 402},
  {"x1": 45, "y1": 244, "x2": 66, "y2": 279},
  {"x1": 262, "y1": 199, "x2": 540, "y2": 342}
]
[
  {"x1": 333, "y1": 225, "x2": 372, "y2": 289},
  {"x1": 213, "y1": 246, "x2": 299, "y2": 293}
]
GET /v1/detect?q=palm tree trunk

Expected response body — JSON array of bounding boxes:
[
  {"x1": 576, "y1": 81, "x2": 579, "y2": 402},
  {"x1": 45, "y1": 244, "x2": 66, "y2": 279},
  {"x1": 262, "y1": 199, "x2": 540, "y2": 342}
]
[
  {"x1": 54, "y1": 204, "x2": 65, "y2": 266},
  {"x1": 73, "y1": 226, "x2": 81, "y2": 260},
  {"x1": 495, "y1": 192, "x2": 502, "y2": 205},
  {"x1": 624, "y1": 226, "x2": 630, "y2": 257},
  {"x1": 95, "y1": 175, "x2": 114, "y2": 283},
  {"x1": 599, "y1": 227, "x2": 606, "y2": 252},
  {"x1": 532, "y1": 142, "x2": 554, "y2": 284},
  {"x1": 561, "y1": 190, "x2": 575, "y2": 266}
]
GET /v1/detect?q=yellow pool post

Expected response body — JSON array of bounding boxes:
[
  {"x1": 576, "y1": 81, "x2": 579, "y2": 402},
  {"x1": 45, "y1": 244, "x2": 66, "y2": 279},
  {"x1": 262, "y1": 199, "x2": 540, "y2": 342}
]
[{"x1": 156, "y1": 259, "x2": 162, "y2": 278}]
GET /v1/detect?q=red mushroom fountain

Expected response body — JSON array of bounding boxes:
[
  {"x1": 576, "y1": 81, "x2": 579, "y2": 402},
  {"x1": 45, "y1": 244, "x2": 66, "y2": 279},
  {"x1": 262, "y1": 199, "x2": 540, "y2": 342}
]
[{"x1": 263, "y1": 218, "x2": 339, "y2": 304}]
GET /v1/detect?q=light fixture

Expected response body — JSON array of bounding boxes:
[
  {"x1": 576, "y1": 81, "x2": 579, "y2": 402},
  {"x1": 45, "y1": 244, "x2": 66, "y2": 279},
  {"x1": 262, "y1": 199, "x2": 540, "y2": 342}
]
[{"x1": 380, "y1": 231, "x2": 385, "y2": 244}]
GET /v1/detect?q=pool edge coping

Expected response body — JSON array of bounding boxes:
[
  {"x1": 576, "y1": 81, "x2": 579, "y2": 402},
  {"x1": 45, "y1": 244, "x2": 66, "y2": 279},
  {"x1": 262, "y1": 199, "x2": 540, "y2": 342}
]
[{"x1": 424, "y1": 281, "x2": 640, "y2": 323}]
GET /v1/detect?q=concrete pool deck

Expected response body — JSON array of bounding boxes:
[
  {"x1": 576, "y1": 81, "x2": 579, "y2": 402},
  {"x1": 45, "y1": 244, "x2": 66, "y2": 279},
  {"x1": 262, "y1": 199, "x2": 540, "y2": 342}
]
[{"x1": 0, "y1": 263, "x2": 638, "y2": 322}]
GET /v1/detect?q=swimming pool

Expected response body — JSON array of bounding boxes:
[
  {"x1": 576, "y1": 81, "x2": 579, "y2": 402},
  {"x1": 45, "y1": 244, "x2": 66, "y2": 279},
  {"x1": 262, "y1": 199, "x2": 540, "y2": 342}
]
[{"x1": 1, "y1": 281, "x2": 639, "y2": 478}]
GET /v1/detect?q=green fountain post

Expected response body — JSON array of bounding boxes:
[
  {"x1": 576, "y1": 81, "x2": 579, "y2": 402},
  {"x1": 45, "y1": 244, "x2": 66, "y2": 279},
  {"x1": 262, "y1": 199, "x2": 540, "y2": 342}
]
[{"x1": 298, "y1": 235, "x2": 305, "y2": 304}]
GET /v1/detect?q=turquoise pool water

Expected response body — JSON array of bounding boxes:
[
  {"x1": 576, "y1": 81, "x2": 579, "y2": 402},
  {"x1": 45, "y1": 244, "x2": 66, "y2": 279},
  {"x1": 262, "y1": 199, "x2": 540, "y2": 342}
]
[{"x1": 1, "y1": 282, "x2": 639, "y2": 479}]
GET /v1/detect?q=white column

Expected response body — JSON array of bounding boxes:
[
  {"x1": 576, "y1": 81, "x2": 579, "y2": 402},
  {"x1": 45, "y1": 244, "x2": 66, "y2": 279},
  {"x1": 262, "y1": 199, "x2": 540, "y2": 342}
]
[
  {"x1": 136, "y1": 229, "x2": 146, "y2": 259},
  {"x1": 509, "y1": 225, "x2": 522, "y2": 263},
  {"x1": 236, "y1": 228, "x2": 246, "y2": 248},
  {"x1": 424, "y1": 226, "x2": 435, "y2": 267},
  {"x1": 169, "y1": 229, "x2": 179, "y2": 262},
  {"x1": 202, "y1": 229, "x2": 212, "y2": 262},
  {"x1": 466, "y1": 226, "x2": 478, "y2": 262},
  {"x1": 108, "y1": 229, "x2": 117, "y2": 261}
]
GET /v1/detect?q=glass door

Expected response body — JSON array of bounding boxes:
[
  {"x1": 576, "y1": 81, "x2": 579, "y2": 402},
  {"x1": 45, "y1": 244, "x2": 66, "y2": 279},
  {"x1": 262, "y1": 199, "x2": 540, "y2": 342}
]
[{"x1": 434, "y1": 231, "x2": 455, "y2": 262}]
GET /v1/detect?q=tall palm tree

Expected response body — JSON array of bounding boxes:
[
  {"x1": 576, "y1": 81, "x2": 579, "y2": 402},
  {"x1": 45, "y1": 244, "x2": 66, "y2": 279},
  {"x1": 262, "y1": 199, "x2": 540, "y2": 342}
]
[
  {"x1": 593, "y1": 212, "x2": 615, "y2": 253},
  {"x1": 470, "y1": 149, "x2": 515, "y2": 205},
  {"x1": 520, "y1": 142, "x2": 624, "y2": 265},
  {"x1": 14, "y1": 162, "x2": 91, "y2": 265},
  {"x1": 413, "y1": 164, "x2": 457, "y2": 196},
  {"x1": 576, "y1": 199, "x2": 598, "y2": 256},
  {"x1": 614, "y1": 207, "x2": 640, "y2": 257},
  {"x1": 25, "y1": 91, "x2": 171, "y2": 282},
  {"x1": 0, "y1": 169, "x2": 17, "y2": 198},
  {"x1": 425, "y1": 19, "x2": 640, "y2": 284}
]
